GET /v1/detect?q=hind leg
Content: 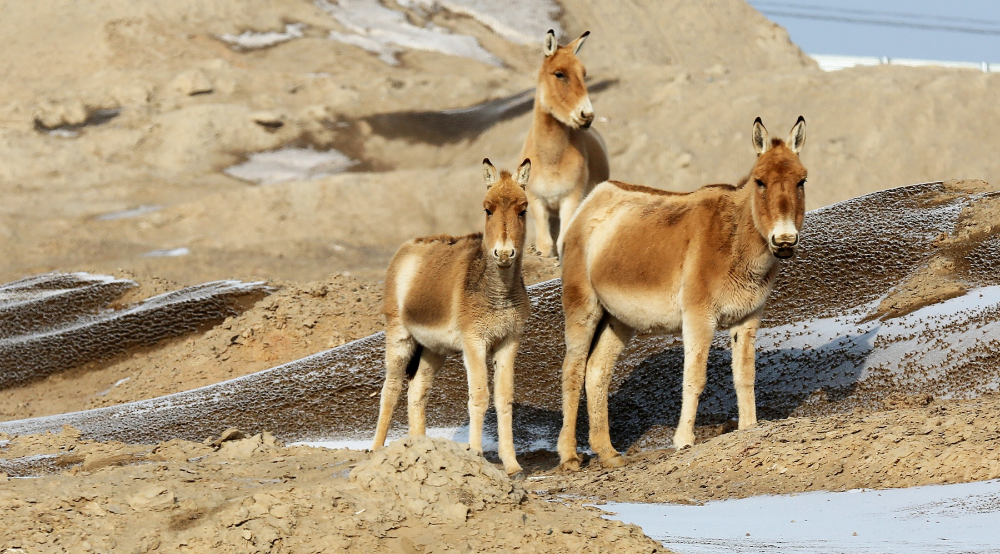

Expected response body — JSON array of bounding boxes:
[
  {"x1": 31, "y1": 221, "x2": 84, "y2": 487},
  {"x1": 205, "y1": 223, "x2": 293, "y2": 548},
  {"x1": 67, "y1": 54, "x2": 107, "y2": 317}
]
[
  {"x1": 557, "y1": 278, "x2": 603, "y2": 470},
  {"x1": 492, "y1": 334, "x2": 523, "y2": 475},
  {"x1": 407, "y1": 348, "x2": 446, "y2": 436},
  {"x1": 372, "y1": 323, "x2": 416, "y2": 449},
  {"x1": 585, "y1": 314, "x2": 635, "y2": 468}
]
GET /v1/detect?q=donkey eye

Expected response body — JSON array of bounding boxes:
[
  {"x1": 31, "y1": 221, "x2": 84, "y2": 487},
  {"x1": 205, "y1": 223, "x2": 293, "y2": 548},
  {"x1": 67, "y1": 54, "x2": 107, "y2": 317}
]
[
  {"x1": 554, "y1": 71, "x2": 566, "y2": 80},
  {"x1": 485, "y1": 208, "x2": 493, "y2": 216},
  {"x1": 518, "y1": 210, "x2": 527, "y2": 217},
  {"x1": 755, "y1": 179, "x2": 766, "y2": 188},
  {"x1": 797, "y1": 179, "x2": 806, "y2": 188}
]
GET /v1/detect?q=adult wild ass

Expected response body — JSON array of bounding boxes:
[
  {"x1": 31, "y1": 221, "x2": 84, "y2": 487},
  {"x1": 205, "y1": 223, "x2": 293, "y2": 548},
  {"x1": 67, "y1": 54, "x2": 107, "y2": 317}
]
[
  {"x1": 521, "y1": 29, "x2": 610, "y2": 258},
  {"x1": 372, "y1": 159, "x2": 532, "y2": 475},
  {"x1": 557, "y1": 117, "x2": 808, "y2": 470}
]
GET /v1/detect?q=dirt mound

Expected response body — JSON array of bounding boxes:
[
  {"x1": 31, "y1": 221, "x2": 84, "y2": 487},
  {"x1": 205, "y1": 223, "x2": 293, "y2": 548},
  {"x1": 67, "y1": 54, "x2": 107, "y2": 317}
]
[
  {"x1": 0, "y1": 429, "x2": 664, "y2": 553},
  {"x1": 351, "y1": 436, "x2": 524, "y2": 524},
  {"x1": 535, "y1": 393, "x2": 1000, "y2": 504}
]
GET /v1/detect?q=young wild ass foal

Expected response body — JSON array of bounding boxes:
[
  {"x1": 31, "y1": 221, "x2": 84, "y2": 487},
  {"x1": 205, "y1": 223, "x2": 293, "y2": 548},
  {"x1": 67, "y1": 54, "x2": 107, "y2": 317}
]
[
  {"x1": 372, "y1": 159, "x2": 532, "y2": 475},
  {"x1": 557, "y1": 117, "x2": 808, "y2": 470},
  {"x1": 520, "y1": 29, "x2": 610, "y2": 258}
]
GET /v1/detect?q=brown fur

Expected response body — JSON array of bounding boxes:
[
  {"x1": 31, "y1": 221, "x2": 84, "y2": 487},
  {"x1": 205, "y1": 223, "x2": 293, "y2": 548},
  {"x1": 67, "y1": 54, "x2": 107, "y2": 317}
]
[
  {"x1": 556, "y1": 118, "x2": 808, "y2": 470},
  {"x1": 520, "y1": 30, "x2": 610, "y2": 258},
  {"x1": 372, "y1": 159, "x2": 532, "y2": 475}
]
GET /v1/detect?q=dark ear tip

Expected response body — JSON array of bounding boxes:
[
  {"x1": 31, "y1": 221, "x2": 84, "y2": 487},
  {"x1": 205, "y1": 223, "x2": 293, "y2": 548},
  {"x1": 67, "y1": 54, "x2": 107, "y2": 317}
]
[
  {"x1": 521, "y1": 158, "x2": 531, "y2": 165},
  {"x1": 483, "y1": 157, "x2": 491, "y2": 164},
  {"x1": 797, "y1": 115, "x2": 806, "y2": 123},
  {"x1": 754, "y1": 116, "x2": 763, "y2": 125},
  {"x1": 547, "y1": 29, "x2": 555, "y2": 35},
  {"x1": 581, "y1": 31, "x2": 591, "y2": 37}
]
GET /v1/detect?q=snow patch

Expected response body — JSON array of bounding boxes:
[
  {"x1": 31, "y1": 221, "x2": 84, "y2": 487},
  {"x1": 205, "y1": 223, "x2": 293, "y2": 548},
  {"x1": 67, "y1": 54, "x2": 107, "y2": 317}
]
[
  {"x1": 217, "y1": 23, "x2": 305, "y2": 50},
  {"x1": 224, "y1": 147, "x2": 356, "y2": 185}
]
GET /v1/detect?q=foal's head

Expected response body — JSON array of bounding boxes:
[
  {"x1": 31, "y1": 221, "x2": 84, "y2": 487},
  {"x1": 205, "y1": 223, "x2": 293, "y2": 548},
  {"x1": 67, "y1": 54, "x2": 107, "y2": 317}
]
[
  {"x1": 749, "y1": 116, "x2": 808, "y2": 259},
  {"x1": 537, "y1": 29, "x2": 594, "y2": 130},
  {"x1": 481, "y1": 158, "x2": 530, "y2": 269}
]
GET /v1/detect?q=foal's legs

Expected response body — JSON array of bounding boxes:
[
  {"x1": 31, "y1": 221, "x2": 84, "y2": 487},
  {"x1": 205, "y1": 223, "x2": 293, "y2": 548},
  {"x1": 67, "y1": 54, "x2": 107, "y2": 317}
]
[
  {"x1": 372, "y1": 323, "x2": 417, "y2": 449},
  {"x1": 585, "y1": 314, "x2": 635, "y2": 467},
  {"x1": 463, "y1": 339, "x2": 491, "y2": 454},
  {"x1": 730, "y1": 313, "x2": 761, "y2": 430},
  {"x1": 674, "y1": 310, "x2": 715, "y2": 449},
  {"x1": 493, "y1": 335, "x2": 523, "y2": 475},
  {"x1": 406, "y1": 348, "x2": 446, "y2": 436}
]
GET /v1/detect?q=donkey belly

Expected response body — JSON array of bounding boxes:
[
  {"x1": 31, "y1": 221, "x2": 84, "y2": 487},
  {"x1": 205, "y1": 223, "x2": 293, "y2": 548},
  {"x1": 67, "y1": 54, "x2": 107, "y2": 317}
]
[
  {"x1": 407, "y1": 322, "x2": 462, "y2": 354},
  {"x1": 598, "y1": 286, "x2": 683, "y2": 335}
]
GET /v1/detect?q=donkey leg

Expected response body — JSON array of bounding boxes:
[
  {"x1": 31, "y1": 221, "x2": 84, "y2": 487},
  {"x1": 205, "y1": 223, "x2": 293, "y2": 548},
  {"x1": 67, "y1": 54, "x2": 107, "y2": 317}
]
[
  {"x1": 492, "y1": 335, "x2": 523, "y2": 475},
  {"x1": 674, "y1": 312, "x2": 715, "y2": 449},
  {"x1": 731, "y1": 313, "x2": 761, "y2": 430},
  {"x1": 555, "y1": 191, "x2": 583, "y2": 260},
  {"x1": 406, "y1": 348, "x2": 446, "y2": 436},
  {"x1": 585, "y1": 315, "x2": 635, "y2": 468},
  {"x1": 372, "y1": 324, "x2": 416, "y2": 449},
  {"x1": 463, "y1": 340, "x2": 491, "y2": 454},
  {"x1": 557, "y1": 284, "x2": 603, "y2": 470},
  {"x1": 528, "y1": 191, "x2": 555, "y2": 257}
]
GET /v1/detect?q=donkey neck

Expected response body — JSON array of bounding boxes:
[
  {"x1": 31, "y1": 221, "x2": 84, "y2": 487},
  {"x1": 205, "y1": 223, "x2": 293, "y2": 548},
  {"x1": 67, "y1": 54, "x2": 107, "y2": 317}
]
[
  {"x1": 469, "y1": 246, "x2": 524, "y2": 304},
  {"x1": 529, "y1": 94, "x2": 581, "y2": 164}
]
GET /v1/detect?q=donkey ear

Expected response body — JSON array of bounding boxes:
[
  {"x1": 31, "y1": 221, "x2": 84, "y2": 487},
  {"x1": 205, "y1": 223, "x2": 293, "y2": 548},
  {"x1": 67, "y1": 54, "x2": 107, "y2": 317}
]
[
  {"x1": 483, "y1": 158, "x2": 499, "y2": 188},
  {"x1": 752, "y1": 117, "x2": 770, "y2": 155},
  {"x1": 569, "y1": 31, "x2": 590, "y2": 56},
  {"x1": 544, "y1": 29, "x2": 558, "y2": 57},
  {"x1": 787, "y1": 115, "x2": 806, "y2": 154},
  {"x1": 515, "y1": 158, "x2": 531, "y2": 188}
]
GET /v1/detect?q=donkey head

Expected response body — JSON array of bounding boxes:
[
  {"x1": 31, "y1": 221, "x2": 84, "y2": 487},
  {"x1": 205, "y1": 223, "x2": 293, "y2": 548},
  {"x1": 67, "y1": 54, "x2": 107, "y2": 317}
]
[
  {"x1": 749, "y1": 116, "x2": 808, "y2": 259},
  {"x1": 538, "y1": 30, "x2": 594, "y2": 130},
  {"x1": 482, "y1": 158, "x2": 530, "y2": 269}
]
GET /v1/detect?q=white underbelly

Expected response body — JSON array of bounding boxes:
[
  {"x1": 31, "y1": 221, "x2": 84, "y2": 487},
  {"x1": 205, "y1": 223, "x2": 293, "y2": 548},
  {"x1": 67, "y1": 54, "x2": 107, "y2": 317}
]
[
  {"x1": 408, "y1": 323, "x2": 462, "y2": 354},
  {"x1": 599, "y1": 287, "x2": 684, "y2": 334}
]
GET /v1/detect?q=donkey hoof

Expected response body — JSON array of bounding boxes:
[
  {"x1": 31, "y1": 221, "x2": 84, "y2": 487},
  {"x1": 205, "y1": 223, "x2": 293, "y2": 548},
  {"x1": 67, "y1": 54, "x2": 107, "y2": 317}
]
[
  {"x1": 600, "y1": 454, "x2": 626, "y2": 469},
  {"x1": 557, "y1": 458, "x2": 581, "y2": 472},
  {"x1": 509, "y1": 471, "x2": 526, "y2": 481}
]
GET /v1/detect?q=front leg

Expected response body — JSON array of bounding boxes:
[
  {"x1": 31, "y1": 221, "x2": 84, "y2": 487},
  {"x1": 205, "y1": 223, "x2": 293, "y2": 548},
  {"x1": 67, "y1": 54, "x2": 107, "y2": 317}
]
[
  {"x1": 527, "y1": 190, "x2": 555, "y2": 257},
  {"x1": 674, "y1": 311, "x2": 715, "y2": 449},
  {"x1": 462, "y1": 339, "x2": 491, "y2": 454},
  {"x1": 492, "y1": 335, "x2": 523, "y2": 475},
  {"x1": 555, "y1": 190, "x2": 583, "y2": 260},
  {"x1": 730, "y1": 313, "x2": 761, "y2": 429}
]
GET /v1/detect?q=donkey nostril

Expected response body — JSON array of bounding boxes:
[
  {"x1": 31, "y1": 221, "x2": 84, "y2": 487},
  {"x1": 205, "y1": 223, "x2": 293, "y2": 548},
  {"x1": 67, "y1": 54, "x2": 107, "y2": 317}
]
[{"x1": 493, "y1": 249, "x2": 500, "y2": 258}]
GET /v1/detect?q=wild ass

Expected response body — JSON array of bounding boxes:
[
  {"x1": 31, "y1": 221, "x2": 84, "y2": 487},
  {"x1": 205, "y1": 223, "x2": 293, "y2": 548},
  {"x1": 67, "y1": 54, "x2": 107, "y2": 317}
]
[
  {"x1": 520, "y1": 29, "x2": 610, "y2": 258},
  {"x1": 372, "y1": 159, "x2": 532, "y2": 475},
  {"x1": 556, "y1": 117, "x2": 808, "y2": 470}
]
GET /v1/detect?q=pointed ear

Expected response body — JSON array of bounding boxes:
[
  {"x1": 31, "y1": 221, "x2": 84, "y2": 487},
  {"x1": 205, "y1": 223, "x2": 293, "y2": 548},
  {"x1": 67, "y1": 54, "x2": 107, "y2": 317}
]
[
  {"x1": 752, "y1": 117, "x2": 770, "y2": 155},
  {"x1": 569, "y1": 31, "x2": 590, "y2": 55},
  {"x1": 515, "y1": 158, "x2": 531, "y2": 188},
  {"x1": 483, "y1": 158, "x2": 499, "y2": 188},
  {"x1": 786, "y1": 115, "x2": 806, "y2": 154},
  {"x1": 544, "y1": 29, "x2": 558, "y2": 57}
]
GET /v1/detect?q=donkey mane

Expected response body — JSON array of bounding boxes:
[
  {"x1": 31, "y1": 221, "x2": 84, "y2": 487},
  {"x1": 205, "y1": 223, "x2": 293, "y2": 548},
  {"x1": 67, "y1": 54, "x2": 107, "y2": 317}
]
[
  {"x1": 412, "y1": 233, "x2": 483, "y2": 245},
  {"x1": 609, "y1": 180, "x2": 738, "y2": 197}
]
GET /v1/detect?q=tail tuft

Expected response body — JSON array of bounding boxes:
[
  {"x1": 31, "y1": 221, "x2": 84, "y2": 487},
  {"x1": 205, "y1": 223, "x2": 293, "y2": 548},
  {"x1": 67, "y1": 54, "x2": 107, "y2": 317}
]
[{"x1": 405, "y1": 343, "x2": 423, "y2": 380}]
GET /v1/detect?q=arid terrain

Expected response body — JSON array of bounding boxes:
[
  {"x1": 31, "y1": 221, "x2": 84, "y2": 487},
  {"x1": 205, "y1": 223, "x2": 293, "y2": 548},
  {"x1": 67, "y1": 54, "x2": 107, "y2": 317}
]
[{"x1": 2, "y1": 0, "x2": 1000, "y2": 552}]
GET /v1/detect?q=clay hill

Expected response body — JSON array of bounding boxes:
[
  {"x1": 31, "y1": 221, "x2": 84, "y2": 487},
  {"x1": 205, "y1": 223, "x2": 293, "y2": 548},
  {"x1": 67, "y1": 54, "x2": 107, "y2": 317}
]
[{"x1": 2, "y1": 0, "x2": 1000, "y2": 552}]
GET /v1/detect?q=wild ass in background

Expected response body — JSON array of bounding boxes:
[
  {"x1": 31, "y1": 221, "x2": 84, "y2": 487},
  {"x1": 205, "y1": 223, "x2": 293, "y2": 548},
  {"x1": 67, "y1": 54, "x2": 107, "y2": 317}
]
[
  {"x1": 521, "y1": 29, "x2": 610, "y2": 258},
  {"x1": 556, "y1": 117, "x2": 808, "y2": 470},
  {"x1": 372, "y1": 159, "x2": 532, "y2": 476}
]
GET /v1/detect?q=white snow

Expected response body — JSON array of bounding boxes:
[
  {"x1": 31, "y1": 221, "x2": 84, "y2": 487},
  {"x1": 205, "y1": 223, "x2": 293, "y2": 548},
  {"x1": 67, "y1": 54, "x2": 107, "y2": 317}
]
[
  {"x1": 602, "y1": 479, "x2": 1000, "y2": 553},
  {"x1": 141, "y1": 248, "x2": 190, "y2": 258},
  {"x1": 224, "y1": 147, "x2": 356, "y2": 185},
  {"x1": 399, "y1": 0, "x2": 562, "y2": 45},
  {"x1": 217, "y1": 23, "x2": 305, "y2": 50},
  {"x1": 315, "y1": 0, "x2": 500, "y2": 66}
]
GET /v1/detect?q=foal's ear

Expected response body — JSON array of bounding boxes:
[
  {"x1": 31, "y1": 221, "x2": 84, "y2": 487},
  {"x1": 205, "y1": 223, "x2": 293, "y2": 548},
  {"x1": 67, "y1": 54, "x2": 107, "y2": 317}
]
[
  {"x1": 515, "y1": 158, "x2": 531, "y2": 189},
  {"x1": 483, "y1": 158, "x2": 500, "y2": 188},
  {"x1": 544, "y1": 29, "x2": 558, "y2": 57},
  {"x1": 752, "y1": 117, "x2": 770, "y2": 155},
  {"x1": 787, "y1": 115, "x2": 806, "y2": 154},
  {"x1": 569, "y1": 31, "x2": 590, "y2": 56}
]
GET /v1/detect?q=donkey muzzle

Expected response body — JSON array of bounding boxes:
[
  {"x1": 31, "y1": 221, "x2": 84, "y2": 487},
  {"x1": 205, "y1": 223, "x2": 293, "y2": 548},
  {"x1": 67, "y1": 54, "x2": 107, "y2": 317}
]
[
  {"x1": 769, "y1": 234, "x2": 799, "y2": 259},
  {"x1": 493, "y1": 248, "x2": 517, "y2": 268}
]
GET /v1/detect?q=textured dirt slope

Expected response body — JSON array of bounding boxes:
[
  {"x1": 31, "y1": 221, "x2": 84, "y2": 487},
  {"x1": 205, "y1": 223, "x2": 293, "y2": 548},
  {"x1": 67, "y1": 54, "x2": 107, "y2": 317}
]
[{"x1": 0, "y1": 431, "x2": 664, "y2": 554}]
